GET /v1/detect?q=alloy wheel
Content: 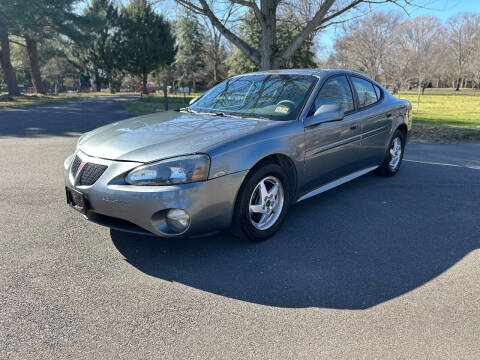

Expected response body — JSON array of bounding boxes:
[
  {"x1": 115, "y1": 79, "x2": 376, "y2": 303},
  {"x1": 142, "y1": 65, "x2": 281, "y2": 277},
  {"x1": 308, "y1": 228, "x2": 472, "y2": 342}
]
[
  {"x1": 248, "y1": 176, "x2": 285, "y2": 231},
  {"x1": 389, "y1": 137, "x2": 403, "y2": 171}
]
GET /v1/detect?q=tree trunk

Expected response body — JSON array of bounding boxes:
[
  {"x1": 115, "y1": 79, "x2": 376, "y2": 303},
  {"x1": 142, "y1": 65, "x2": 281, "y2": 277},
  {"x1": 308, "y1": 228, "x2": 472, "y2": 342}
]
[
  {"x1": 25, "y1": 38, "x2": 44, "y2": 94},
  {"x1": 416, "y1": 78, "x2": 422, "y2": 113},
  {"x1": 142, "y1": 67, "x2": 148, "y2": 95},
  {"x1": 108, "y1": 78, "x2": 115, "y2": 94},
  {"x1": 0, "y1": 30, "x2": 20, "y2": 96},
  {"x1": 213, "y1": 52, "x2": 218, "y2": 84},
  {"x1": 94, "y1": 72, "x2": 101, "y2": 92},
  {"x1": 455, "y1": 77, "x2": 461, "y2": 91},
  {"x1": 421, "y1": 82, "x2": 427, "y2": 95},
  {"x1": 259, "y1": 0, "x2": 277, "y2": 70},
  {"x1": 163, "y1": 82, "x2": 168, "y2": 111}
]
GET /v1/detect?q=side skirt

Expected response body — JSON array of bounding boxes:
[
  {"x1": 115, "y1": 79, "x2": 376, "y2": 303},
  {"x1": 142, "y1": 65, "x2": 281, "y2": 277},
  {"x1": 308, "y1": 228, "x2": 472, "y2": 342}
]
[{"x1": 296, "y1": 165, "x2": 379, "y2": 203}]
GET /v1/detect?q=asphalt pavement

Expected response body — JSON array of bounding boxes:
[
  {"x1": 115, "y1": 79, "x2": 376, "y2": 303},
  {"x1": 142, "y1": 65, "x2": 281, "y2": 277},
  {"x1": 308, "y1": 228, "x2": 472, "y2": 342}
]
[{"x1": 1, "y1": 97, "x2": 479, "y2": 359}]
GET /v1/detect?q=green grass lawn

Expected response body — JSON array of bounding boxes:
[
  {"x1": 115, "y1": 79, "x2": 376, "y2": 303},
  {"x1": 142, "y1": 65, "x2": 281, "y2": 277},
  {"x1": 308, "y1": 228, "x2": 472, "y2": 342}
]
[
  {"x1": 124, "y1": 93, "x2": 201, "y2": 115},
  {"x1": 396, "y1": 88, "x2": 480, "y2": 143},
  {"x1": 0, "y1": 92, "x2": 133, "y2": 108},
  {"x1": 397, "y1": 89, "x2": 480, "y2": 129}
]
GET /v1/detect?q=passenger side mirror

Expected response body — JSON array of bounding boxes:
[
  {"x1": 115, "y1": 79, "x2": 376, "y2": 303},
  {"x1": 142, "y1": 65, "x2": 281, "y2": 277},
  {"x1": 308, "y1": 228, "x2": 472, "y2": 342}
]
[
  {"x1": 189, "y1": 97, "x2": 199, "y2": 105},
  {"x1": 304, "y1": 104, "x2": 344, "y2": 127}
]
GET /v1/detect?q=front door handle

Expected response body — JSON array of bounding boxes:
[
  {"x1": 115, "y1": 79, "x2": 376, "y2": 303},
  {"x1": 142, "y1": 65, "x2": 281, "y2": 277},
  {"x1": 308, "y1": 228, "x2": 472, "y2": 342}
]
[{"x1": 350, "y1": 124, "x2": 358, "y2": 130}]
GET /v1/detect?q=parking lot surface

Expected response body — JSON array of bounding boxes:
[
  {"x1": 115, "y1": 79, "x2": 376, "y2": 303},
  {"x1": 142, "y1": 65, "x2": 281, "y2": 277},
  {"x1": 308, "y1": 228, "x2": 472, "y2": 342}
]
[{"x1": 1, "y1": 98, "x2": 479, "y2": 359}]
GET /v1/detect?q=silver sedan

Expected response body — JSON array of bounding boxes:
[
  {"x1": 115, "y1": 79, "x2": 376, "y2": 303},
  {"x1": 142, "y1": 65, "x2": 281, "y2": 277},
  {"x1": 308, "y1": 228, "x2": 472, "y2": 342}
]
[{"x1": 64, "y1": 69, "x2": 412, "y2": 241}]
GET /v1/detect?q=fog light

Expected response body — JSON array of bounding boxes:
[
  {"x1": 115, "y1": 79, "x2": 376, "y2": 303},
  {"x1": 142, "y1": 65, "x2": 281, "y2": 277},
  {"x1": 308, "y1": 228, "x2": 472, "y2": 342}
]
[{"x1": 166, "y1": 209, "x2": 190, "y2": 232}]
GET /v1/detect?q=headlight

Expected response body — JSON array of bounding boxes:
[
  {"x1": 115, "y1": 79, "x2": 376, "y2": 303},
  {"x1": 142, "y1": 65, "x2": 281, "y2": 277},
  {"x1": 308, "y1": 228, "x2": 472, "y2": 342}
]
[{"x1": 125, "y1": 154, "x2": 210, "y2": 185}]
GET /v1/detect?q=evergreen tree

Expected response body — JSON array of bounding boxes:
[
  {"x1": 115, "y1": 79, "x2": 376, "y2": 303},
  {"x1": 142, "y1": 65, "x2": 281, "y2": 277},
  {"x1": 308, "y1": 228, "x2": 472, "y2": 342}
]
[
  {"x1": 174, "y1": 9, "x2": 206, "y2": 93},
  {"x1": 118, "y1": 0, "x2": 176, "y2": 95},
  {"x1": 71, "y1": 0, "x2": 122, "y2": 92},
  {"x1": 3, "y1": 0, "x2": 82, "y2": 94}
]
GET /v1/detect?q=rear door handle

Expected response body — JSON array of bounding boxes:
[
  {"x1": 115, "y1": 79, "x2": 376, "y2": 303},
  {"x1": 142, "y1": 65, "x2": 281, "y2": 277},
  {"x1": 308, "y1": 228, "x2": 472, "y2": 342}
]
[
  {"x1": 386, "y1": 113, "x2": 392, "y2": 118},
  {"x1": 350, "y1": 124, "x2": 358, "y2": 130}
]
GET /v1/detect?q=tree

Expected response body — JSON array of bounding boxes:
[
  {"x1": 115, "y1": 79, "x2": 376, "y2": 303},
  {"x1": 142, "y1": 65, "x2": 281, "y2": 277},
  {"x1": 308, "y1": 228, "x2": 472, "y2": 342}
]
[
  {"x1": 174, "y1": 9, "x2": 206, "y2": 92},
  {"x1": 41, "y1": 56, "x2": 73, "y2": 94},
  {"x1": 0, "y1": 3, "x2": 20, "y2": 95},
  {"x1": 204, "y1": 30, "x2": 229, "y2": 86},
  {"x1": 175, "y1": 0, "x2": 413, "y2": 70},
  {"x1": 118, "y1": 0, "x2": 176, "y2": 95},
  {"x1": 70, "y1": 0, "x2": 122, "y2": 92},
  {"x1": 332, "y1": 12, "x2": 402, "y2": 81},
  {"x1": 201, "y1": 0, "x2": 232, "y2": 86},
  {"x1": 469, "y1": 25, "x2": 480, "y2": 94},
  {"x1": 396, "y1": 16, "x2": 445, "y2": 111},
  {"x1": 447, "y1": 13, "x2": 480, "y2": 91},
  {"x1": 5, "y1": 0, "x2": 82, "y2": 94},
  {"x1": 226, "y1": 9, "x2": 316, "y2": 76}
]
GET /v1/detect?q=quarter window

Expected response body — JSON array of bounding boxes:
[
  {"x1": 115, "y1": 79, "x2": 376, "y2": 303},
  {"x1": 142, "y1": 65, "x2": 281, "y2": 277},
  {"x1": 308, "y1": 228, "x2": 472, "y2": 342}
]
[
  {"x1": 350, "y1": 77, "x2": 378, "y2": 108},
  {"x1": 311, "y1": 75, "x2": 354, "y2": 115}
]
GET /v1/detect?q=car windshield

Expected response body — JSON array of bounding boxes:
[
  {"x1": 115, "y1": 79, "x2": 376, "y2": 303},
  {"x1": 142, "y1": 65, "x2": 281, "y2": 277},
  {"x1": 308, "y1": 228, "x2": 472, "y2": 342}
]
[{"x1": 188, "y1": 74, "x2": 317, "y2": 121}]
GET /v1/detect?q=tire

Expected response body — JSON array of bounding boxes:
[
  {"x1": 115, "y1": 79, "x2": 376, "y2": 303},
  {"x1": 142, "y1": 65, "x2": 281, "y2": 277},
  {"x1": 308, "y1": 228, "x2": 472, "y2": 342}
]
[
  {"x1": 376, "y1": 129, "x2": 406, "y2": 177},
  {"x1": 231, "y1": 162, "x2": 290, "y2": 242}
]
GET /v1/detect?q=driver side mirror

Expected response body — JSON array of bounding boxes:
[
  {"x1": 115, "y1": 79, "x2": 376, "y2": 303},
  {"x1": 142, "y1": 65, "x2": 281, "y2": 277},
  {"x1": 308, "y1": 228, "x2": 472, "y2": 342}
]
[{"x1": 304, "y1": 104, "x2": 344, "y2": 127}]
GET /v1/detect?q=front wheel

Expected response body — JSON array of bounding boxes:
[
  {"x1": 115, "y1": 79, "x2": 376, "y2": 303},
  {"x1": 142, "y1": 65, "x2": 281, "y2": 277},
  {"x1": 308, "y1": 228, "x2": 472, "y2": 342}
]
[
  {"x1": 231, "y1": 163, "x2": 290, "y2": 241},
  {"x1": 377, "y1": 129, "x2": 406, "y2": 177}
]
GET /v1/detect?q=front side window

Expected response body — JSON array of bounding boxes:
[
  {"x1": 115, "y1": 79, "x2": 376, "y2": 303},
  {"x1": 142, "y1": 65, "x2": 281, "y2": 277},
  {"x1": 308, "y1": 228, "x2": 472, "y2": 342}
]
[
  {"x1": 189, "y1": 74, "x2": 317, "y2": 121},
  {"x1": 310, "y1": 75, "x2": 354, "y2": 115},
  {"x1": 350, "y1": 77, "x2": 378, "y2": 108}
]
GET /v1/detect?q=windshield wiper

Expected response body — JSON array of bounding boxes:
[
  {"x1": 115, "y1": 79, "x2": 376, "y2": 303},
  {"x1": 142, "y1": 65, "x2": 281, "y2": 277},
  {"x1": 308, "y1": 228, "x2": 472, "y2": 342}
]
[
  {"x1": 212, "y1": 112, "x2": 243, "y2": 119},
  {"x1": 179, "y1": 107, "x2": 198, "y2": 114}
]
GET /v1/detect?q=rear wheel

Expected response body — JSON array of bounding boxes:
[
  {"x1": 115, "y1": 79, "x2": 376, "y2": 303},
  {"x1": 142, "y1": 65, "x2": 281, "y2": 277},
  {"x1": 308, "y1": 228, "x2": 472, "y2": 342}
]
[
  {"x1": 231, "y1": 163, "x2": 290, "y2": 241},
  {"x1": 377, "y1": 129, "x2": 405, "y2": 177}
]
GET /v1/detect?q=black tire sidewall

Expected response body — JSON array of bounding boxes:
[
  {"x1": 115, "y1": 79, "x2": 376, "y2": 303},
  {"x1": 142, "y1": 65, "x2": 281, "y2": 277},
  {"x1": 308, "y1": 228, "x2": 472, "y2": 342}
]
[
  {"x1": 234, "y1": 163, "x2": 290, "y2": 241},
  {"x1": 378, "y1": 129, "x2": 405, "y2": 177},
  {"x1": 387, "y1": 130, "x2": 406, "y2": 175}
]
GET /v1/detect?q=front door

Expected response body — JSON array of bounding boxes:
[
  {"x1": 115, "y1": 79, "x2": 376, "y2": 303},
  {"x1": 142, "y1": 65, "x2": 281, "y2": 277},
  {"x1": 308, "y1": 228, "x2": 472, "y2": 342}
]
[{"x1": 302, "y1": 75, "x2": 363, "y2": 193}]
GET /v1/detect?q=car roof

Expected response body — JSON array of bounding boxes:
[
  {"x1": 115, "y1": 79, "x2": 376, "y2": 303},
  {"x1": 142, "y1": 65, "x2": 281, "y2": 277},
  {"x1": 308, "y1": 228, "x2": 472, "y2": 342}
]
[{"x1": 239, "y1": 68, "x2": 373, "y2": 80}]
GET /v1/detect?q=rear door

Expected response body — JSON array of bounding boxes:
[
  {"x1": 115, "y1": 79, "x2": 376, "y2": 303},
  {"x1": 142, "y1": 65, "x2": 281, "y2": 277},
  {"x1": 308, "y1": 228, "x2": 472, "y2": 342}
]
[
  {"x1": 349, "y1": 76, "x2": 391, "y2": 166},
  {"x1": 302, "y1": 75, "x2": 364, "y2": 193}
]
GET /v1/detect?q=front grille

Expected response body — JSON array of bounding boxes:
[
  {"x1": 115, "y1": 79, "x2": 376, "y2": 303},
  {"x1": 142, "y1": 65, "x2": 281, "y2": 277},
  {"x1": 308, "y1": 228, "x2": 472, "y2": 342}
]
[
  {"x1": 78, "y1": 163, "x2": 108, "y2": 186},
  {"x1": 71, "y1": 155, "x2": 82, "y2": 175}
]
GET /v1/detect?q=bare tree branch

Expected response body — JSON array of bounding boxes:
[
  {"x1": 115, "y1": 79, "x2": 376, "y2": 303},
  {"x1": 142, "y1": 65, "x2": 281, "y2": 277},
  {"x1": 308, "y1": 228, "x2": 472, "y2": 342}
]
[
  {"x1": 230, "y1": 0, "x2": 263, "y2": 25},
  {"x1": 176, "y1": 0, "x2": 261, "y2": 65},
  {"x1": 275, "y1": 0, "x2": 336, "y2": 66}
]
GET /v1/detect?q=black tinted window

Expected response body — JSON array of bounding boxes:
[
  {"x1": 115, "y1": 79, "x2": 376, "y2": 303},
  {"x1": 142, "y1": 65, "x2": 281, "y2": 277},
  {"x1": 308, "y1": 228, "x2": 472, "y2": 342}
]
[
  {"x1": 311, "y1": 75, "x2": 354, "y2": 114},
  {"x1": 350, "y1": 77, "x2": 378, "y2": 107}
]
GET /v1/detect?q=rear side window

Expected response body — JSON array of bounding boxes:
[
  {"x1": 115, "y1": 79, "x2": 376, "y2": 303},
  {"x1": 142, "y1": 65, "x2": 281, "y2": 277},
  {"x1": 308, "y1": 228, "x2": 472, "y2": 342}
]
[
  {"x1": 310, "y1": 75, "x2": 354, "y2": 115},
  {"x1": 350, "y1": 77, "x2": 378, "y2": 108}
]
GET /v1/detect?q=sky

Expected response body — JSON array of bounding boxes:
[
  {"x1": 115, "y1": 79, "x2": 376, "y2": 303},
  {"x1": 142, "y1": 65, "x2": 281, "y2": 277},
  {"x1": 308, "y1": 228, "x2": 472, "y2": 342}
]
[{"x1": 315, "y1": 0, "x2": 480, "y2": 61}]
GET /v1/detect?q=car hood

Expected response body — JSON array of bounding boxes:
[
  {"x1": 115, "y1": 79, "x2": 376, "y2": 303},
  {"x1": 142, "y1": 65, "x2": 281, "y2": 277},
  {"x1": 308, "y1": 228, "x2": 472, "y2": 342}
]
[{"x1": 78, "y1": 111, "x2": 277, "y2": 163}]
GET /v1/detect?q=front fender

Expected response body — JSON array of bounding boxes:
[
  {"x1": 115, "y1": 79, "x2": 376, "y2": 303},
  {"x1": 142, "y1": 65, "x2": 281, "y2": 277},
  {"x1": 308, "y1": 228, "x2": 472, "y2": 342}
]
[{"x1": 207, "y1": 120, "x2": 305, "y2": 180}]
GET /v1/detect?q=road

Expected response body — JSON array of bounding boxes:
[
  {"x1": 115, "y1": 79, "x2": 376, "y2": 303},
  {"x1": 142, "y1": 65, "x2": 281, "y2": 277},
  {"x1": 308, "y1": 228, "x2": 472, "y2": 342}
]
[{"x1": 1, "y1": 97, "x2": 479, "y2": 359}]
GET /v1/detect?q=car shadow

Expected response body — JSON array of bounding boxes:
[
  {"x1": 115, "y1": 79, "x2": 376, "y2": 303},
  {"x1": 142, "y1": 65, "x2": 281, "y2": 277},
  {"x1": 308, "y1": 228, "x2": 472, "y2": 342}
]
[{"x1": 110, "y1": 161, "x2": 479, "y2": 309}]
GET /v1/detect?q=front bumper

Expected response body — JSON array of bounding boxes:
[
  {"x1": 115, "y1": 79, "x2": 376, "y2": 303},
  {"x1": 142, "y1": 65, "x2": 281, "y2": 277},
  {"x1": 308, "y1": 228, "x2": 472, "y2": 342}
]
[{"x1": 64, "y1": 151, "x2": 247, "y2": 237}]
